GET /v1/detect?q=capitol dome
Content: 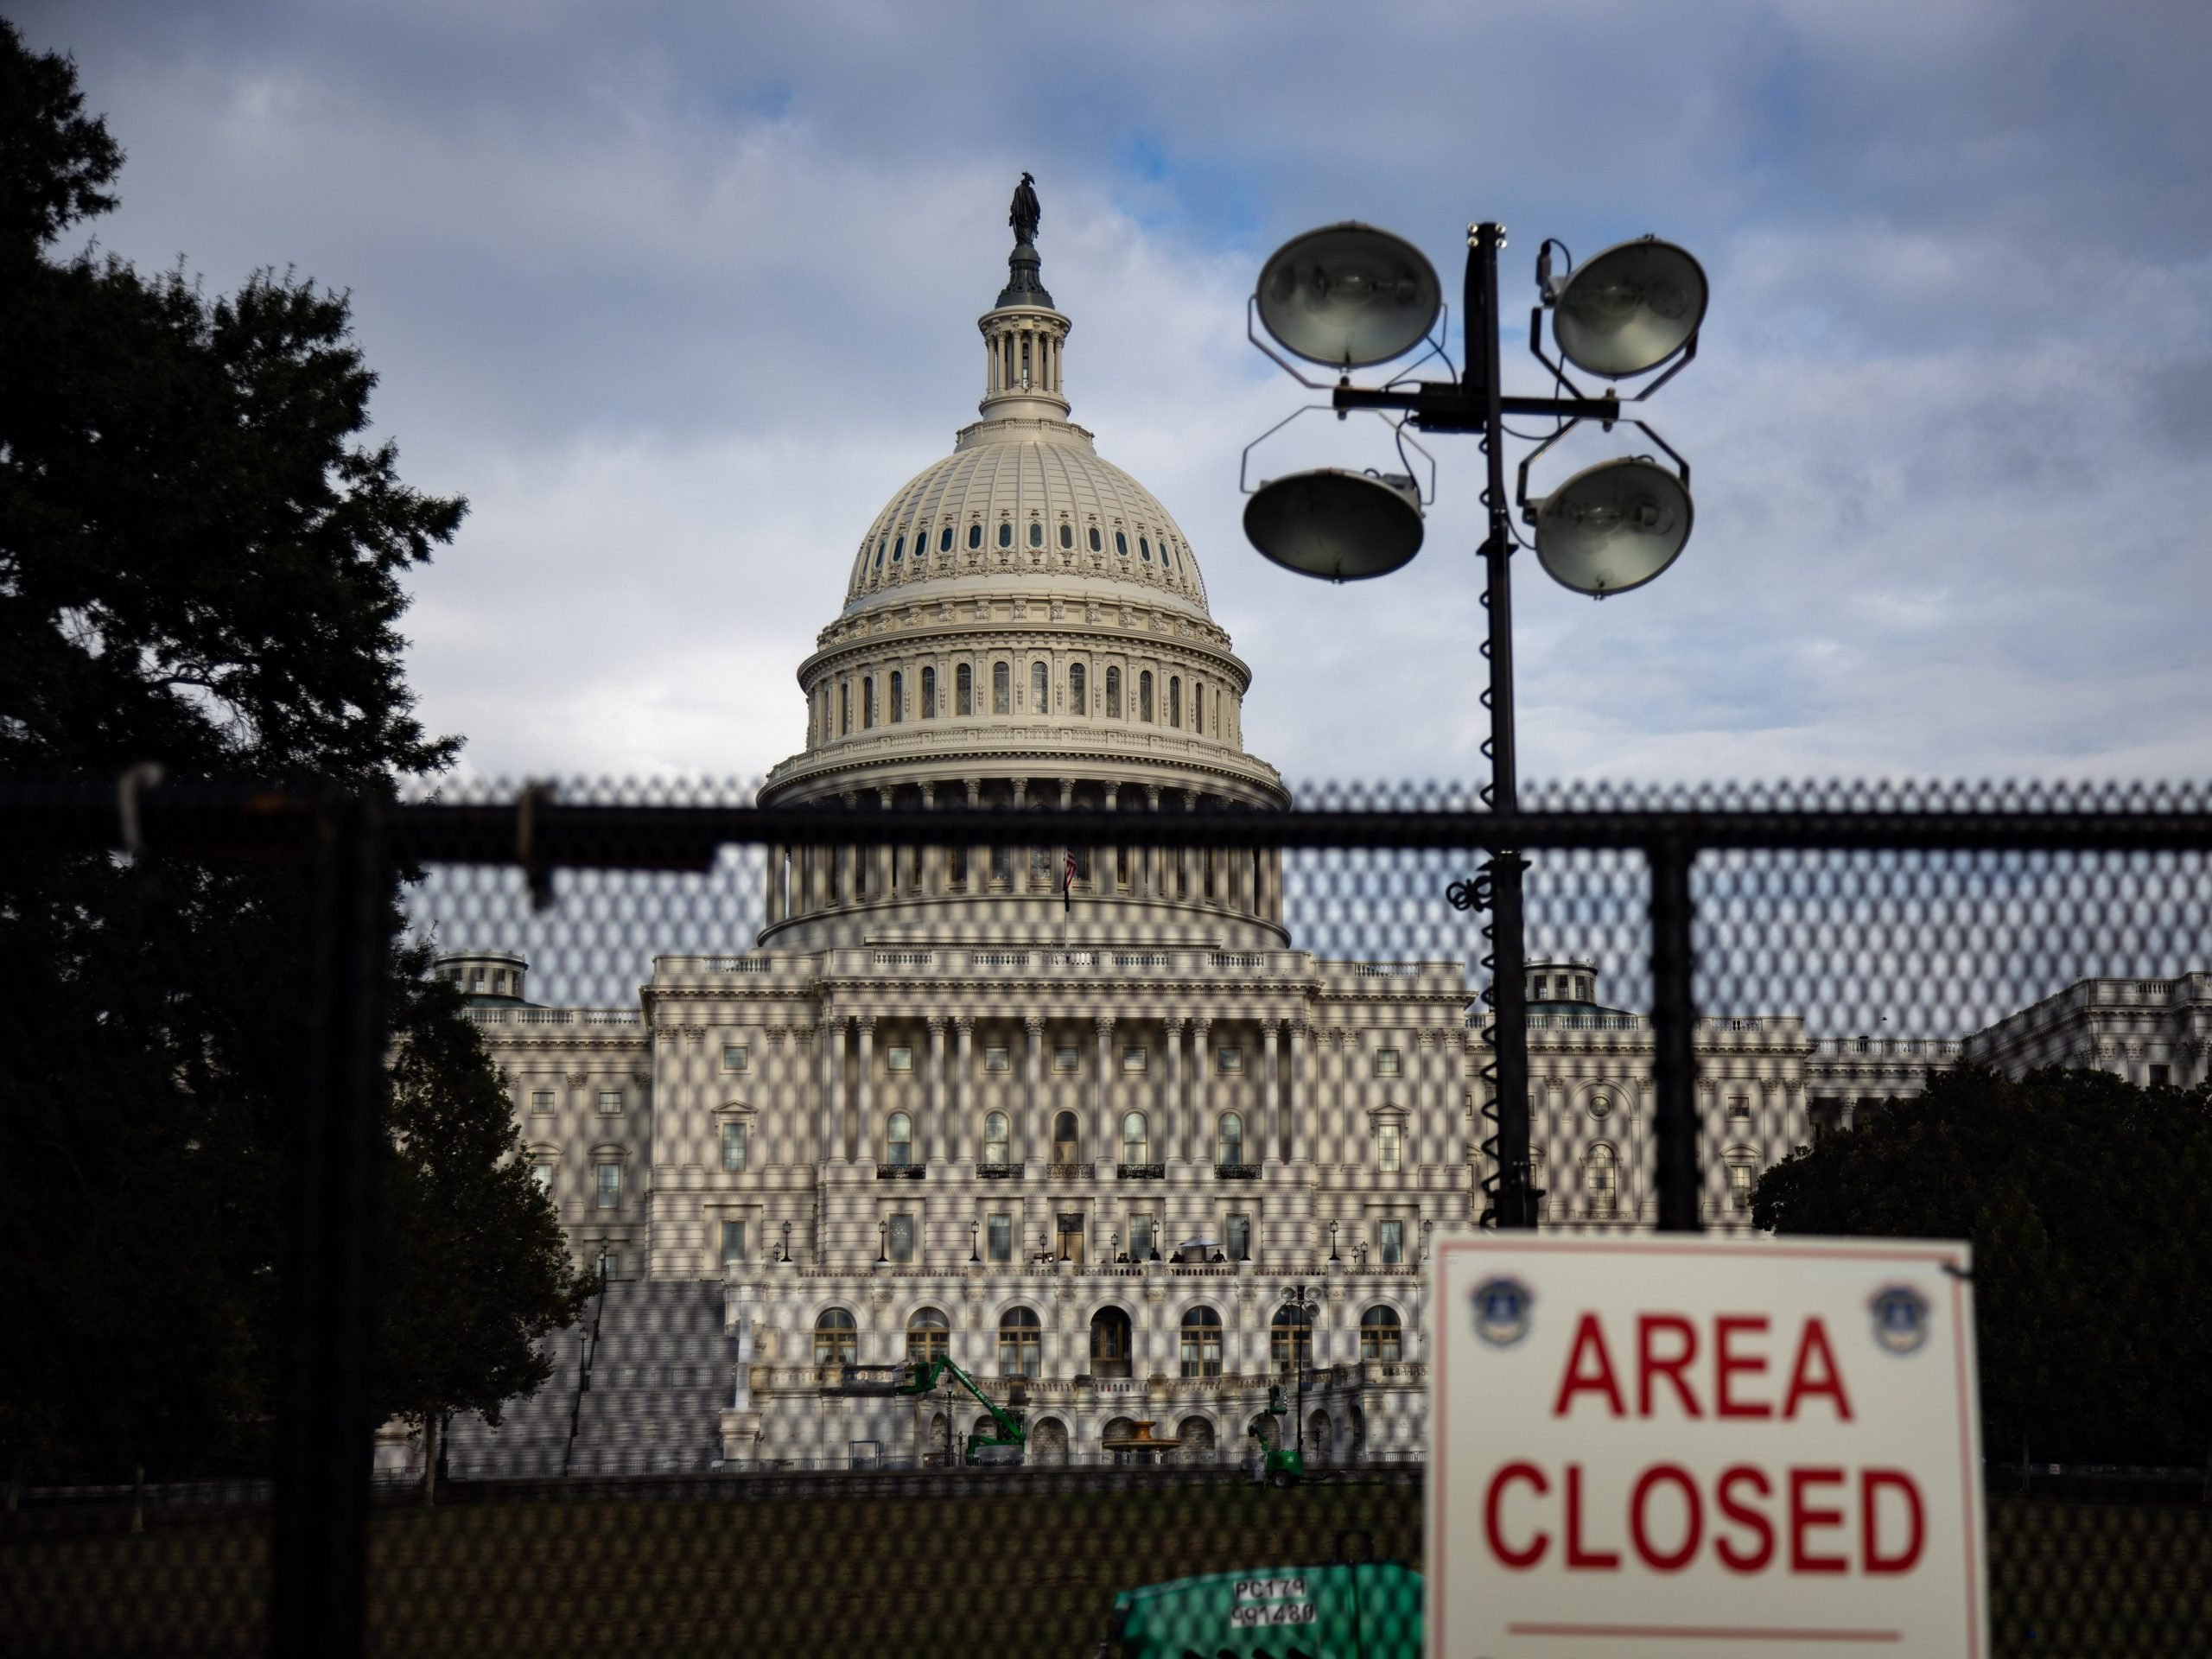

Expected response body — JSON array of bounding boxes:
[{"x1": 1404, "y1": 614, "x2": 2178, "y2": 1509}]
[{"x1": 757, "y1": 188, "x2": 1288, "y2": 950}]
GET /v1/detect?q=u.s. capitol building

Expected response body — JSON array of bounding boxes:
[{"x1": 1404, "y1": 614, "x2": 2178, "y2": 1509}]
[{"x1": 435, "y1": 197, "x2": 2209, "y2": 1478}]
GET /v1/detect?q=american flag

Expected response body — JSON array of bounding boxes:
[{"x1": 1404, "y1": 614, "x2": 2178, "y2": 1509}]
[{"x1": 1062, "y1": 849, "x2": 1077, "y2": 914}]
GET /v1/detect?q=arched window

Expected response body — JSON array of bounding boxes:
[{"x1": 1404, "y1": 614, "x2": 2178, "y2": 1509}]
[
  {"x1": 1179, "y1": 1306, "x2": 1224, "y2": 1377},
  {"x1": 1105, "y1": 667, "x2": 1122, "y2": 718},
  {"x1": 998, "y1": 521, "x2": 1013, "y2": 548},
  {"x1": 1140, "y1": 536, "x2": 1152, "y2": 562},
  {"x1": 921, "y1": 666, "x2": 937, "y2": 719},
  {"x1": 997, "y1": 1306, "x2": 1041, "y2": 1377},
  {"x1": 892, "y1": 534, "x2": 904, "y2": 563},
  {"x1": 1028, "y1": 519, "x2": 1043, "y2": 547},
  {"x1": 992, "y1": 662, "x2": 1010, "y2": 715},
  {"x1": 864, "y1": 677, "x2": 878, "y2": 728},
  {"x1": 1053, "y1": 1111, "x2": 1080, "y2": 1166},
  {"x1": 814, "y1": 1307, "x2": 857, "y2": 1366},
  {"x1": 1090, "y1": 1306, "x2": 1133, "y2": 1375},
  {"x1": 886, "y1": 1112, "x2": 913, "y2": 1167},
  {"x1": 1139, "y1": 671, "x2": 1154, "y2": 722},
  {"x1": 1069, "y1": 663, "x2": 1087, "y2": 715},
  {"x1": 839, "y1": 681, "x2": 850, "y2": 736},
  {"x1": 956, "y1": 663, "x2": 973, "y2": 716},
  {"x1": 968, "y1": 522, "x2": 982, "y2": 550},
  {"x1": 1271, "y1": 1304, "x2": 1313, "y2": 1372},
  {"x1": 940, "y1": 525, "x2": 954, "y2": 553},
  {"x1": 907, "y1": 1306, "x2": 950, "y2": 1363},
  {"x1": 1168, "y1": 677, "x2": 1181, "y2": 728},
  {"x1": 874, "y1": 540, "x2": 885, "y2": 571},
  {"x1": 1217, "y1": 1112, "x2": 1244, "y2": 1169},
  {"x1": 1115, "y1": 530, "x2": 1128, "y2": 556},
  {"x1": 1059, "y1": 522, "x2": 1073, "y2": 548},
  {"x1": 1089, "y1": 525, "x2": 1103, "y2": 552},
  {"x1": 1031, "y1": 661, "x2": 1048, "y2": 711},
  {"x1": 1192, "y1": 683, "x2": 1203, "y2": 733},
  {"x1": 1359, "y1": 1306, "x2": 1403, "y2": 1362},
  {"x1": 1164, "y1": 540, "x2": 1179, "y2": 573},
  {"x1": 983, "y1": 1111, "x2": 1009, "y2": 1166},
  {"x1": 888, "y1": 670, "x2": 903, "y2": 723},
  {"x1": 1586, "y1": 1143, "x2": 1619, "y2": 1217},
  {"x1": 1122, "y1": 1111, "x2": 1148, "y2": 1165}
]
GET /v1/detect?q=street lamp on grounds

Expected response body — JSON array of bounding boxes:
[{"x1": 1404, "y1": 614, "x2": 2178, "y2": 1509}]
[
  {"x1": 1279, "y1": 1282, "x2": 1323, "y2": 1460},
  {"x1": 1242, "y1": 219, "x2": 1708, "y2": 1230}
]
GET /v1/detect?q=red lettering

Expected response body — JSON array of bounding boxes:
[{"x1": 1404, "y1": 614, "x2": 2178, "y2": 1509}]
[
  {"x1": 1861, "y1": 1469, "x2": 1925, "y2": 1574},
  {"x1": 1789, "y1": 1467, "x2": 1847, "y2": 1573},
  {"x1": 1566, "y1": 1464, "x2": 1619, "y2": 1569},
  {"x1": 1714, "y1": 1316, "x2": 1770, "y2": 1418},
  {"x1": 1629, "y1": 1464, "x2": 1702, "y2": 1572},
  {"x1": 1553, "y1": 1313, "x2": 1626, "y2": 1418},
  {"x1": 1714, "y1": 1465, "x2": 1775, "y2": 1573},
  {"x1": 1783, "y1": 1319, "x2": 1854, "y2": 1421},
  {"x1": 1484, "y1": 1462, "x2": 1550, "y2": 1569},
  {"x1": 1637, "y1": 1316, "x2": 1701, "y2": 1418}
]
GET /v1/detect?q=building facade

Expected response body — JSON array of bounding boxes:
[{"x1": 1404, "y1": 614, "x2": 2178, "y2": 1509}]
[{"x1": 440, "y1": 202, "x2": 2207, "y2": 1475}]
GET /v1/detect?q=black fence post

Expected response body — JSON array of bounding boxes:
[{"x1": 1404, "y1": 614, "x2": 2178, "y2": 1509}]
[
  {"x1": 1648, "y1": 836, "x2": 1701, "y2": 1232},
  {"x1": 270, "y1": 796, "x2": 391, "y2": 1658}
]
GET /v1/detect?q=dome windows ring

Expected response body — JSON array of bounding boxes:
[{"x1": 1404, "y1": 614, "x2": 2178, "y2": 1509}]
[
  {"x1": 1089, "y1": 526, "x2": 1103, "y2": 552},
  {"x1": 1029, "y1": 520, "x2": 1043, "y2": 548},
  {"x1": 893, "y1": 535, "x2": 904, "y2": 562},
  {"x1": 940, "y1": 526, "x2": 954, "y2": 553},
  {"x1": 1059, "y1": 521, "x2": 1073, "y2": 549},
  {"x1": 998, "y1": 521, "x2": 1013, "y2": 548},
  {"x1": 1115, "y1": 531, "x2": 1129, "y2": 557},
  {"x1": 1141, "y1": 537, "x2": 1152, "y2": 562},
  {"x1": 968, "y1": 522, "x2": 982, "y2": 550}
]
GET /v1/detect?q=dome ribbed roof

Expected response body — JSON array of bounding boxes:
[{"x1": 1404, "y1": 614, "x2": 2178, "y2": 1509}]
[{"x1": 842, "y1": 422, "x2": 1210, "y2": 614}]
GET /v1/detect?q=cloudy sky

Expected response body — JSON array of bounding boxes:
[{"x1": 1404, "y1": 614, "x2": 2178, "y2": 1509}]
[{"x1": 19, "y1": 0, "x2": 2212, "y2": 793}]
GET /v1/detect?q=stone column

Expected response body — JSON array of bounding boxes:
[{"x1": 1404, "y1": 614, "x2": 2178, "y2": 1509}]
[
  {"x1": 1099, "y1": 782, "x2": 1119, "y2": 898},
  {"x1": 855, "y1": 1017, "x2": 874, "y2": 1164},
  {"x1": 1262, "y1": 1021, "x2": 1281, "y2": 1168},
  {"x1": 965, "y1": 776, "x2": 984, "y2": 896},
  {"x1": 820, "y1": 1019, "x2": 842, "y2": 1166},
  {"x1": 766, "y1": 846, "x2": 786, "y2": 925},
  {"x1": 1095, "y1": 1014, "x2": 1116, "y2": 1170},
  {"x1": 1291, "y1": 1027, "x2": 1313, "y2": 1167},
  {"x1": 1025, "y1": 1014, "x2": 1045, "y2": 1168},
  {"x1": 955, "y1": 1017, "x2": 976, "y2": 1163},
  {"x1": 1190, "y1": 1017, "x2": 1212, "y2": 1169},
  {"x1": 1010, "y1": 777, "x2": 1029, "y2": 893},
  {"x1": 1414, "y1": 1030, "x2": 1436, "y2": 1174},
  {"x1": 874, "y1": 787, "x2": 894, "y2": 900},
  {"x1": 927, "y1": 1015, "x2": 947, "y2": 1165},
  {"x1": 918, "y1": 783, "x2": 940, "y2": 897},
  {"x1": 1162, "y1": 1019, "x2": 1185, "y2": 1165},
  {"x1": 1143, "y1": 785, "x2": 1162, "y2": 897}
]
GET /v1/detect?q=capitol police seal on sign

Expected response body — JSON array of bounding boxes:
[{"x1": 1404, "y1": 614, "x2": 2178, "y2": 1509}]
[
  {"x1": 1870, "y1": 1284, "x2": 1931, "y2": 1355},
  {"x1": 1469, "y1": 1276, "x2": 1534, "y2": 1347}
]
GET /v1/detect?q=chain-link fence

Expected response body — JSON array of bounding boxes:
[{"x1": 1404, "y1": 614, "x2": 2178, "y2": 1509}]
[{"x1": 2, "y1": 778, "x2": 2208, "y2": 1656}]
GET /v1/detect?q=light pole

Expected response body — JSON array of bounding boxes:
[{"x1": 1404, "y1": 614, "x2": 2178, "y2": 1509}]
[
  {"x1": 1279, "y1": 1282, "x2": 1321, "y2": 1459},
  {"x1": 1243, "y1": 220, "x2": 1707, "y2": 1231}
]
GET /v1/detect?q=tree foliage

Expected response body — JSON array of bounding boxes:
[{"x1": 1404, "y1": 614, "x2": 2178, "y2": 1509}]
[
  {"x1": 1753, "y1": 1064, "x2": 2212, "y2": 1465},
  {"x1": 0, "y1": 21, "x2": 589, "y2": 1483}
]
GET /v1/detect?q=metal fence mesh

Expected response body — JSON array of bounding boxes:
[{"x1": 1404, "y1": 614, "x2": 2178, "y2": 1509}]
[{"x1": 1, "y1": 778, "x2": 2208, "y2": 1656}]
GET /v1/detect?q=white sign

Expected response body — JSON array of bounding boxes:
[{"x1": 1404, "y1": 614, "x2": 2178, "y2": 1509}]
[{"x1": 1427, "y1": 1235, "x2": 1986, "y2": 1658}]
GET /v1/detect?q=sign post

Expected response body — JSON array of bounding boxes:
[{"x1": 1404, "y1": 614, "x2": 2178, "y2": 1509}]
[{"x1": 1428, "y1": 1236, "x2": 1986, "y2": 1657}]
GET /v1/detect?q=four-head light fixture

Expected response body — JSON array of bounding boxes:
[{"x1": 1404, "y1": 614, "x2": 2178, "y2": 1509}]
[{"x1": 1242, "y1": 221, "x2": 1706, "y2": 596}]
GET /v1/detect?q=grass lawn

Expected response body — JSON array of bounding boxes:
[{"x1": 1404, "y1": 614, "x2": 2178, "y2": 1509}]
[{"x1": 3, "y1": 1481, "x2": 2202, "y2": 1656}]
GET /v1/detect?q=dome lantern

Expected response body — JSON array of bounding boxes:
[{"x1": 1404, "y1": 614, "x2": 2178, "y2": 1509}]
[{"x1": 977, "y1": 171, "x2": 1071, "y2": 424}]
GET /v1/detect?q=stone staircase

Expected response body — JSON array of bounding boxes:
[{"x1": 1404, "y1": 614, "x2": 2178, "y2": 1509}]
[{"x1": 447, "y1": 1279, "x2": 728, "y2": 1479}]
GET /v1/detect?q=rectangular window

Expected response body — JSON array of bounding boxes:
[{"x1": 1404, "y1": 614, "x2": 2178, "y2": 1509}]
[
  {"x1": 721, "y1": 1219, "x2": 747, "y2": 1264},
  {"x1": 1376, "y1": 1047, "x2": 1402, "y2": 1077},
  {"x1": 1730, "y1": 1163, "x2": 1755, "y2": 1210},
  {"x1": 1378, "y1": 1219, "x2": 1404, "y2": 1264},
  {"x1": 1122, "y1": 1046, "x2": 1147, "y2": 1073},
  {"x1": 721, "y1": 1122, "x2": 747, "y2": 1173},
  {"x1": 723, "y1": 1046, "x2": 748, "y2": 1072},
  {"x1": 1128, "y1": 1214, "x2": 1154, "y2": 1261},
  {"x1": 1727, "y1": 1096, "x2": 1750, "y2": 1121},
  {"x1": 1217, "y1": 1047, "x2": 1243, "y2": 1075},
  {"x1": 1227, "y1": 1214, "x2": 1252, "y2": 1262},
  {"x1": 984, "y1": 1046, "x2": 1010, "y2": 1073},
  {"x1": 598, "y1": 1090, "x2": 622, "y2": 1116},
  {"x1": 530, "y1": 1164, "x2": 552, "y2": 1196},
  {"x1": 887, "y1": 1214, "x2": 914, "y2": 1262},
  {"x1": 2150, "y1": 1064, "x2": 2171, "y2": 1085},
  {"x1": 597, "y1": 1250, "x2": 620, "y2": 1281},
  {"x1": 987, "y1": 1213, "x2": 1013, "y2": 1262},
  {"x1": 595, "y1": 1164, "x2": 620, "y2": 1209},
  {"x1": 1053, "y1": 1046, "x2": 1080, "y2": 1072},
  {"x1": 531, "y1": 1090, "x2": 555, "y2": 1114},
  {"x1": 1377, "y1": 1122, "x2": 1403, "y2": 1173},
  {"x1": 887, "y1": 1046, "x2": 912, "y2": 1072}
]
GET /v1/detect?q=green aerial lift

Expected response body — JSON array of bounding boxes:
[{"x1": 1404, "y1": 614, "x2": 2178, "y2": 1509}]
[
  {"x1": 1247, "y1": 1384, "x2": 1306, "y2": 1486},
  {"x1": 900, "y1": 1355, "x2": 1027, "y2": 1465}
]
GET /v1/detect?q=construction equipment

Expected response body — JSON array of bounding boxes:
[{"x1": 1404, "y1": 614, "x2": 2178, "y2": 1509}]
[
  {"x1": 1247, "y1": 1384, "x2": 1306, "y2": 1486},
  {"x1": 899, "y1": 1355, "x2": 1027, "y2": 1465}
]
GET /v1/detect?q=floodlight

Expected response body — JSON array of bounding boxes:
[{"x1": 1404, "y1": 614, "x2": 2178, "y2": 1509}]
[
  {"x1": 1530, "y1": 457, "x2": 1692, "y2": 596},
  {"x1": 1244, "y1": 468, "x2": 1423, "y2": 582},
  {"x1": 1551, "y1": 237, "x2": 1707, "y2": 378},
  {"x1": 1255, "y1": 224, "x2": 1442, "y2": 369}
]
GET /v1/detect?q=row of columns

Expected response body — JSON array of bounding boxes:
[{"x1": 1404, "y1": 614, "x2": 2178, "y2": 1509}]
[
  {"x1": 810, "y1": 1014, "x2": 1307, "y2": 1168},
  {"x1": 762, "y1": 782, "x2": 1283, "y2": 924},
  {"x1": 987, "y1": 321, "x2": 1062, "y2": 396}
]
